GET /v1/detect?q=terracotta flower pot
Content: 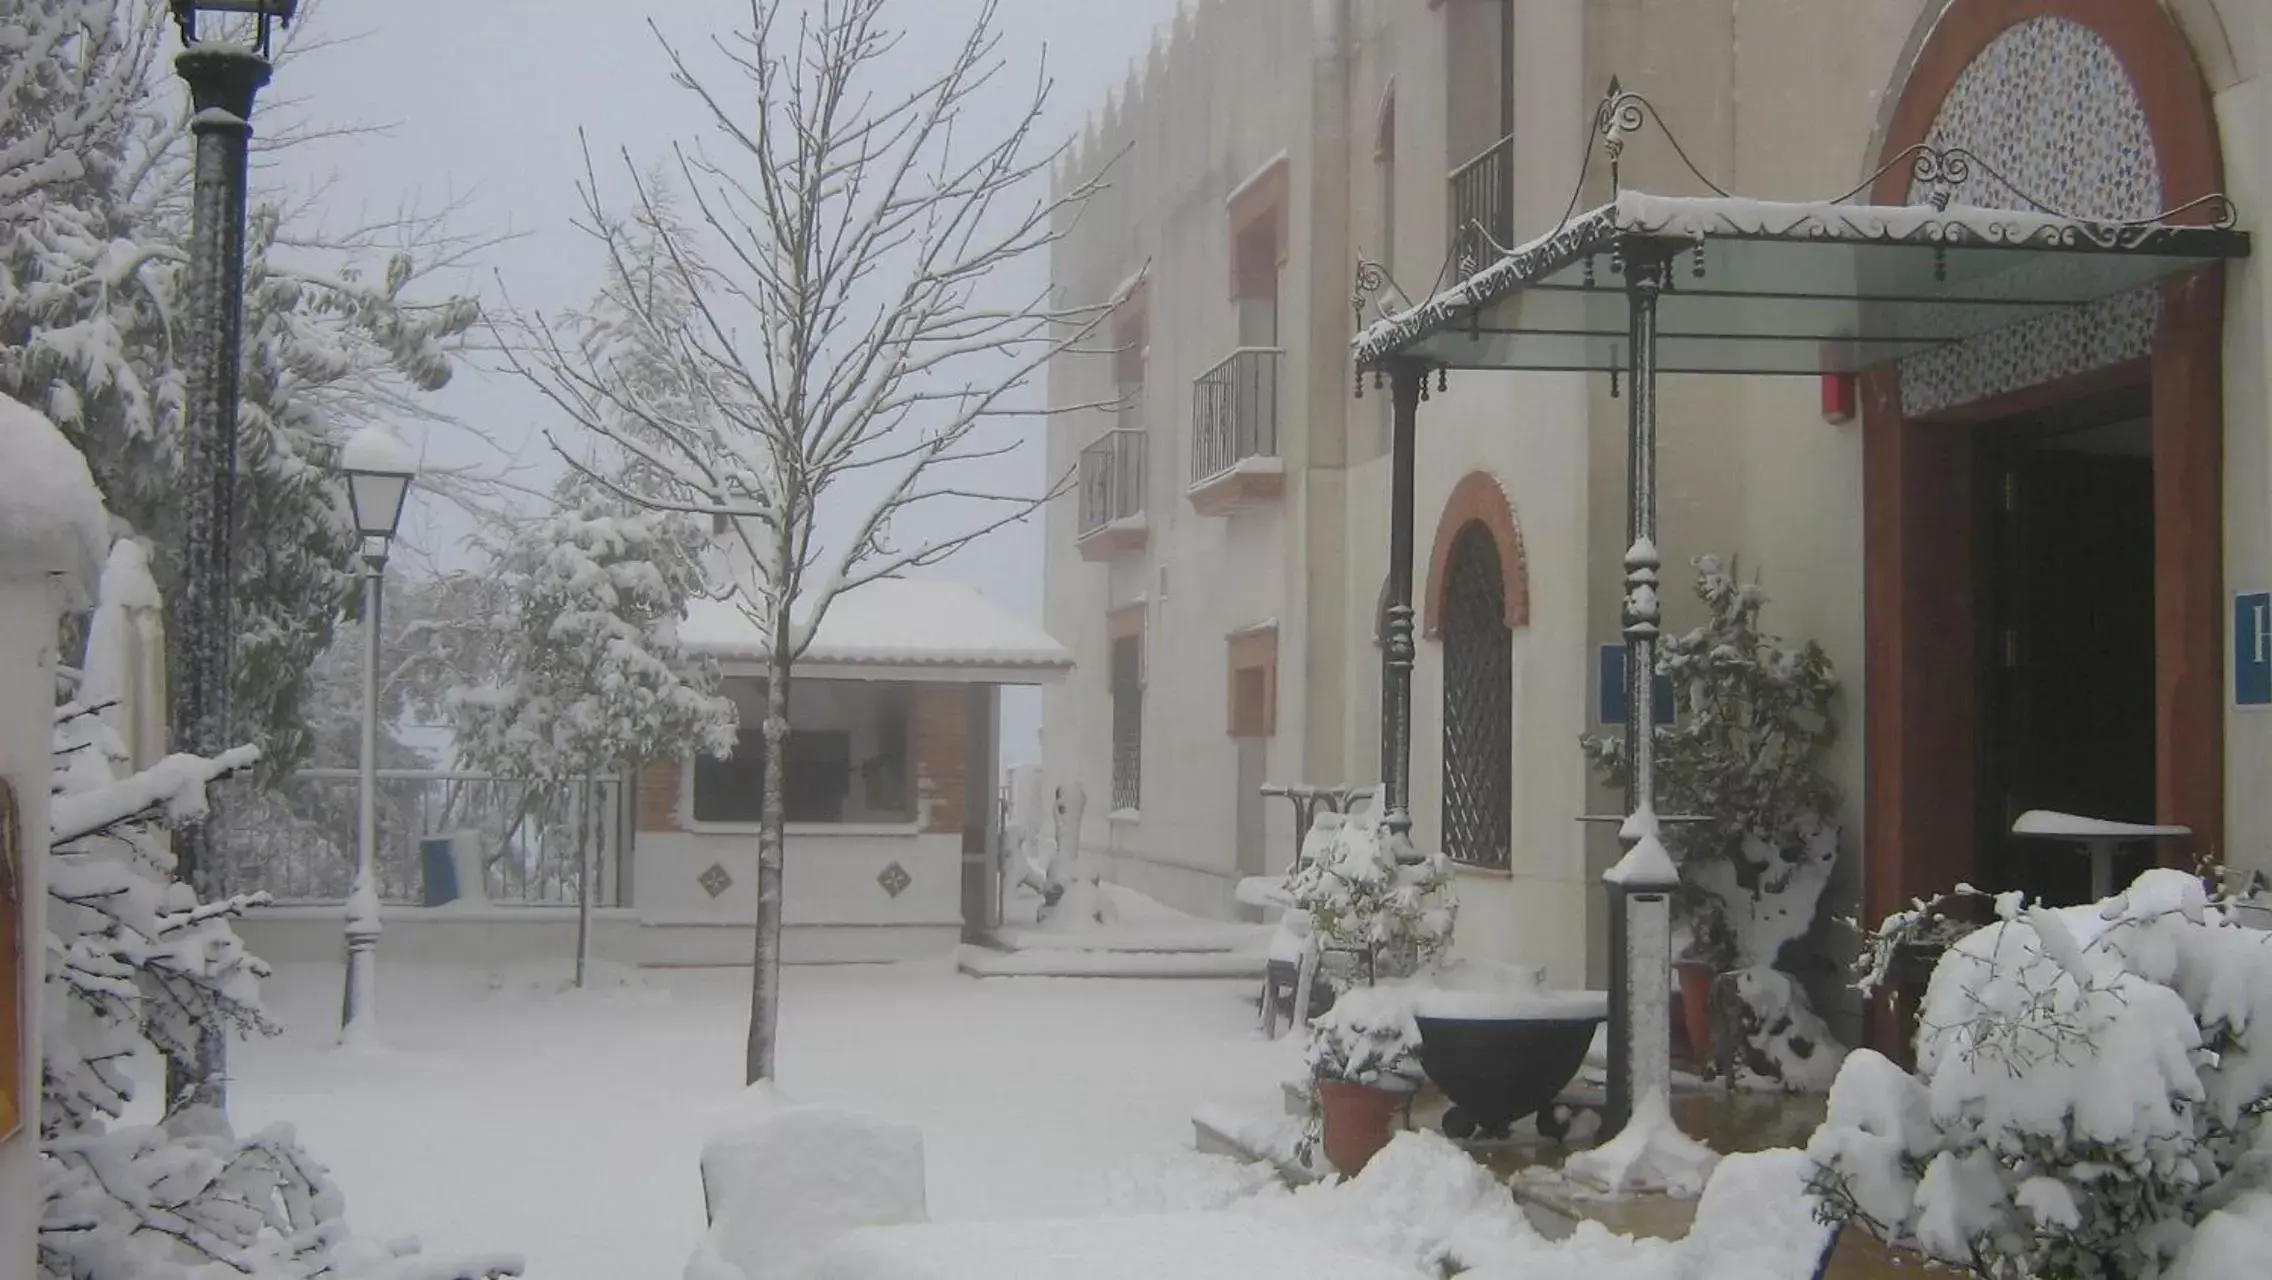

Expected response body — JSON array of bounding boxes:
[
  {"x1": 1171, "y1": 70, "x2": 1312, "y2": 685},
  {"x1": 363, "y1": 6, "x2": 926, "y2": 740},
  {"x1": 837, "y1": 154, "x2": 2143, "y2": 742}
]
[
  {"x1": 1674, "y1": 961, "x2": 1718, "y2": 1065},
  {"x1": 1315, "y1": 1079, "x2": 1402, "y2": 1177}
]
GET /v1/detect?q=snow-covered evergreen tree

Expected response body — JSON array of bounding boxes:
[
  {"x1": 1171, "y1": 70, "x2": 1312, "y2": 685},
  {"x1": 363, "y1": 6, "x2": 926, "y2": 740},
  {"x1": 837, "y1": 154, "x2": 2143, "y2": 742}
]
[
  {"x1": 40, "y1": 536, "x2": 520, "y2": 1280},
  {"x1": 451, "y1": 480, "x2": 736, "y2": 982},
  {"x1": 1, "y1": 0, "x2": 483, "y2": 781}
]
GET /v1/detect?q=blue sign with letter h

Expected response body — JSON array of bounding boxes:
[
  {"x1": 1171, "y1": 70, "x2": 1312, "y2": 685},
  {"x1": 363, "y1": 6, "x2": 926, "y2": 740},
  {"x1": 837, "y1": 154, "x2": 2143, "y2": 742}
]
[{"x1": 2237, "y1": 592, "x2": 2272, "y2": 707}]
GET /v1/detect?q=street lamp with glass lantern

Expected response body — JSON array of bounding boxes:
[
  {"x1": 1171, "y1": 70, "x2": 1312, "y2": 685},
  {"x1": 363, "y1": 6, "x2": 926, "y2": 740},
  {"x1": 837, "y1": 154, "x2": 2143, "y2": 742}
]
[
  {"x1": 336, "y1": 425, "x2": 416, "y2": 1048},
  {"x1": 162, "y1": 0, "x2": 298, "y2": 1115}
]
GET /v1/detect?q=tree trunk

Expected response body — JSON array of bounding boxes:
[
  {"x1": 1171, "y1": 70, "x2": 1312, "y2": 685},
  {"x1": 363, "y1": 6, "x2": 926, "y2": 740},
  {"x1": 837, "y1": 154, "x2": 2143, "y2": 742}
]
[
  {"x1": 574, "y1": 772, "x2": 595, "y2": 988},
  {"x1": 746, "y1": 639, "x2": 792, "y2": 1083}
]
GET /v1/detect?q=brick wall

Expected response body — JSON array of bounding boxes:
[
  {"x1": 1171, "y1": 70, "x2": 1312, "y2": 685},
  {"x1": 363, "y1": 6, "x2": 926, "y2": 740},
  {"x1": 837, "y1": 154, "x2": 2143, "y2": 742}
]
[
  {"x1": 912, "y1": 683, "x2": 967, "y2": 836},
  {"x1": 636, "y1": 756, "x2": 684, "y2": 833}
]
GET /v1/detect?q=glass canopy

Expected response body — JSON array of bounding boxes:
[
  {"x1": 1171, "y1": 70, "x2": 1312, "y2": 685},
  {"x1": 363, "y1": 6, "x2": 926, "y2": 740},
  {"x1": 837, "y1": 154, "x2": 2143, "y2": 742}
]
[{"x1": 1354, "y1": 192, "x2": 2250, "y2": 376}]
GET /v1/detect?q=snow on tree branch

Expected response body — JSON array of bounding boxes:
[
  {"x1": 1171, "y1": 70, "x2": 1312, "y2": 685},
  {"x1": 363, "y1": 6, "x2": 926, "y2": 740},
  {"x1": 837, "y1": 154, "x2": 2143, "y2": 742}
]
[{"x1": 40, "y1": 522, "x2": 521, "y2": 1278}]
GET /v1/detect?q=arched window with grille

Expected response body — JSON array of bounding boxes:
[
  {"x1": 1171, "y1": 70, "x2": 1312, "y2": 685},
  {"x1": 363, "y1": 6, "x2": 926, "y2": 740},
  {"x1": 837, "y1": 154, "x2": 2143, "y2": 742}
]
[{"x1": 1440, "y1": 522, "x2": 1511, "y2": 868}]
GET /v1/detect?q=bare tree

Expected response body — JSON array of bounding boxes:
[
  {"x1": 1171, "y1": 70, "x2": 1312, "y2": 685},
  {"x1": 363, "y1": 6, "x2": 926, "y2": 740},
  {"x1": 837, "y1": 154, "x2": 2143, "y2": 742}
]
[{"x1": 509, "y1": 0, "x2": 1122, "y2": 1083}]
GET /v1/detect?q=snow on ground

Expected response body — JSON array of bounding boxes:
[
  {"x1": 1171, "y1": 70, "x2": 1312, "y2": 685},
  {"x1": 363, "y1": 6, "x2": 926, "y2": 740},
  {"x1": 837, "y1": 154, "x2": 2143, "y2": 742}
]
[{"x1": 226, "y1": 958, "x2": 1294, "y2": 1280}]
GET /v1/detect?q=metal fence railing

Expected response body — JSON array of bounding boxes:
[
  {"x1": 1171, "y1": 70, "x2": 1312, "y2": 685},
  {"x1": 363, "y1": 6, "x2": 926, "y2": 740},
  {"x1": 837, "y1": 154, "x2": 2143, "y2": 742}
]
[
  {"x1": 212, "y1": 768, "x2": 630, "y2": 908},
  {"x1": 1078, "y1": 427, "x2": 1148, "y2": 538},
  {"x1": 1190, "y1": 346, "x2": 1282, "y2": 488}
]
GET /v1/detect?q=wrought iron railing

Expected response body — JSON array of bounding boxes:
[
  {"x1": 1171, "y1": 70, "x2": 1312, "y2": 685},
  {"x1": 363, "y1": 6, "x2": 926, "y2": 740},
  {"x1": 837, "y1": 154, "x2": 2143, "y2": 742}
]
[
  {"x1": 212, "y1": 768, "x2": 630, "y2": 907},
  {"x1": 1190, "y1": 347, "x2": 1281, "y2": 487},
  {"x1": 1449, "y1": 133, "x2": 1514, "y2": 269},
  {"x1": 1077, "y1": 428, "x2": 1147, "y2": 538}
]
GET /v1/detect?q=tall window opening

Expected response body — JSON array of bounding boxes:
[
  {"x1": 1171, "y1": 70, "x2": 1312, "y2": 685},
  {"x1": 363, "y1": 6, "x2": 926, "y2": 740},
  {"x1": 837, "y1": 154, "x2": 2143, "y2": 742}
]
[
  {"x1": 1440, "y1": 523, "x2": 1512, "y2": 868},
  {"x1": 1110, "y1": 633, "x2": 1144, "y2": 811}
]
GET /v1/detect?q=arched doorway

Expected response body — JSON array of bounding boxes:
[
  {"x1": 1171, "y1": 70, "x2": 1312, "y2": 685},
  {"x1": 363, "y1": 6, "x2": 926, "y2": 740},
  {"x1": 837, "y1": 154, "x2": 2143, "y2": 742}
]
[
  {"x1": 1862, "y1": 0, "x2": 2229, "y2": 1033},
  {"x1": 1440, "y1": 523, "x2": 1512, "y2": 869}
]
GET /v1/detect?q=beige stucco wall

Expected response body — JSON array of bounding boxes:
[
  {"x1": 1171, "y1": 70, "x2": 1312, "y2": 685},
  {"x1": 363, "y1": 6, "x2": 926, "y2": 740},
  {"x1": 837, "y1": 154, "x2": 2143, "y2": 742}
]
[
  {"x1": 1041, "y1": 0, "x2": 1333, "y2": 918},
  {"x1": 1046, "y1": 0, "x2": 2272, "y2": 990},
  {"x1": 2210, "y1": 13, "x2": 2272, "y2": 881}
]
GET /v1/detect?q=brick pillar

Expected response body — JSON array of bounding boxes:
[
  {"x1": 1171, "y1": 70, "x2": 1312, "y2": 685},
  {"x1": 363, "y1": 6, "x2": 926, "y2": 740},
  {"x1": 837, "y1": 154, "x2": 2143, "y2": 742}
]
[
  {"x1": 913, "y1": 684, "x2": 967, "y2": 836},
  {"x1": 636, "y1": 757, "x2": 685, "y2": 834}
]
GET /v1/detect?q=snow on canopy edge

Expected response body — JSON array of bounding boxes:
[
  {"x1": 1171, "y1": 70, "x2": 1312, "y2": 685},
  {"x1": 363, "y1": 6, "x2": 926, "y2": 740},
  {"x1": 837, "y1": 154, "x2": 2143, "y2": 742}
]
[
  {"x1": 0, "y1": 396, "x2": 109, "y2": 605},
  {"x1": 681, "y1": 578, "x2": 1073, "y2": 673},
  {"x1": 1352, "y1": 187, "x2": 2245, "y2": 364}
]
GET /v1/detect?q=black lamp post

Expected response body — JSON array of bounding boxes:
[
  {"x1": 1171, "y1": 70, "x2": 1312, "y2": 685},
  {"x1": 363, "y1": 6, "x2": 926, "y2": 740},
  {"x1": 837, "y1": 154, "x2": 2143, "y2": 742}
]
[{"x1": 163, "y1": 0, "x2": 293, "y2": 1115}]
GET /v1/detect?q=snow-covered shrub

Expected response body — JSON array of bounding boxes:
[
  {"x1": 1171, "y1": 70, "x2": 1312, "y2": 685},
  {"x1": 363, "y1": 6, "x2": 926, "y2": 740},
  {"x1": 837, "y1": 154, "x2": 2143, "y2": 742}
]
[
  {"x1": 1580, "y1": 555, "x2": 1846, "y2": 1086},
  {"x1": 39, "y1": 547, "x2": 520, "y2": 1279},
  {"x1": 1721, "y1": 966, "x2": 1843, "y2": 1093},
  {"x1": 1806, "y1": 869, "x2": 2272, "y2": 1279},
  {"x1": 1304, "y1": 985, "x2": 1425, "y2": 1092},
  {"x1": 1283, "y1": 796, "x2": 1454, "y2": 983}
]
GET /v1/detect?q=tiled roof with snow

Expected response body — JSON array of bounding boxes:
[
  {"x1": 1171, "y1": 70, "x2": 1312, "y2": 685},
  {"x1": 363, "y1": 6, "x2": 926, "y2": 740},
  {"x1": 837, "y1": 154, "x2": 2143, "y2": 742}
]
[{"x1": 680, "y1": 577, "x2": 1072, "y2": 673}]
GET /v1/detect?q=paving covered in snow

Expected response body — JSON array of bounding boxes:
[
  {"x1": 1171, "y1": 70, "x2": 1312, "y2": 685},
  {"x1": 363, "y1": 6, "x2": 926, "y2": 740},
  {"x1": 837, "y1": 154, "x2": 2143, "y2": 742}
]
[{"x1": 226, "y1": 960, "x2": 1293, "y2": 1280}]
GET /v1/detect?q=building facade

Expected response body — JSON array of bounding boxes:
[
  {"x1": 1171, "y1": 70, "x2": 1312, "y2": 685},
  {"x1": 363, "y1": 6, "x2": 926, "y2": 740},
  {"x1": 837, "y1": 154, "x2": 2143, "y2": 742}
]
[{"x1": 1042, "y1": 0, "x2": 2272, "y2": 1034}]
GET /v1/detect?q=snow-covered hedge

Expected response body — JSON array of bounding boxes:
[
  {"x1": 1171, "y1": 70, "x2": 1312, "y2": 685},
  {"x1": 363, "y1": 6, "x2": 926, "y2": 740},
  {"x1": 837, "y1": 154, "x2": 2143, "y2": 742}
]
[{"x1": 1807, "y1": 870, "x2": 2272, "y2": 1279}]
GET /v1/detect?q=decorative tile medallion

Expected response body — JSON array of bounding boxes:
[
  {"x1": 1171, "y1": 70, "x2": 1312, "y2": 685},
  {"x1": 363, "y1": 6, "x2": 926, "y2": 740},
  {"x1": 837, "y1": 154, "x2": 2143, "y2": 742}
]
[
  {"x1": 1898, "y1": 17, "x2": 2163, "y2": 418},
  {"x1": 876, "y1": 861, "x2": 913, "y2": 899},
  {"x1": 697, "y1": 862, "x2": 733, "y2": 899}
]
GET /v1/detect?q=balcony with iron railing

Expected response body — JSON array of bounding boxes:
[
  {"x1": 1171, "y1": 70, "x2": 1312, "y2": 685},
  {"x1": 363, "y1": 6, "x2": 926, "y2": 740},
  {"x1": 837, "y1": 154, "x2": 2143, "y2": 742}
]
[
  {"x1": 1188, "y1": 346, "x2": 1284, "y2": 516},
  {"x1": 1076, "y1": 426, "x2": 1148, "y2": 560},
  {"x1": 1449, "y1": 133, "x2": 1514, "y2": 272}
]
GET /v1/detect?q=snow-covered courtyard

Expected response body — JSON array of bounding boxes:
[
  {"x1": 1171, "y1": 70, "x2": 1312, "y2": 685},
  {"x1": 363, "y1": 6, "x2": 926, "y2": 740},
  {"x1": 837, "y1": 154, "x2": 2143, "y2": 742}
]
[{"x1": 226, "y1": 962, "x2": 1291, "y2": 1280}]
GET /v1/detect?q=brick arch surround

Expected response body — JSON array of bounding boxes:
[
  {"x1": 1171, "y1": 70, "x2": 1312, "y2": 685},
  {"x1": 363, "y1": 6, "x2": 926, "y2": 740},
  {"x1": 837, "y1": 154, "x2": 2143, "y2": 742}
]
[
  {"x1": 1423, "y1": 471, "x2": 1529, "y2": 638},
  {"x1": 1862, "y1": 0, "x2": 2227, "y2": 1048}
]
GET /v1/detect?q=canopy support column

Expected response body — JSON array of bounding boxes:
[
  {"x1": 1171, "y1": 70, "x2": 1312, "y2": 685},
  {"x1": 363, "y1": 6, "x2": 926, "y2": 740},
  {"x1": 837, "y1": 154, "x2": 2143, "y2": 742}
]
[
  {"x1": 1605, "y1": 239, "x2": 1682, "y2": 1140},
  {"x1": 1381, "y1": 358, "x2": 1427, "y2": 844}
]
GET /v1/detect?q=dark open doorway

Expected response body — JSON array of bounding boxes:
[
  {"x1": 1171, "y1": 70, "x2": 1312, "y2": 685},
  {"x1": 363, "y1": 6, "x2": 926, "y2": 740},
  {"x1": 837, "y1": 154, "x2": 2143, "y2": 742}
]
[{"x1": 1977, "y1": 390, "x2": 2158, "y2": 906}]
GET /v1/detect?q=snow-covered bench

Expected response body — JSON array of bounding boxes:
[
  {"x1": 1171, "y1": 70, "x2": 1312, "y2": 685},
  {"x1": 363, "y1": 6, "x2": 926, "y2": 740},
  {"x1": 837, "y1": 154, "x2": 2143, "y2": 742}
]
[{"x1": 687, "y1": 1088, "x2": 928, "y2": 1280}]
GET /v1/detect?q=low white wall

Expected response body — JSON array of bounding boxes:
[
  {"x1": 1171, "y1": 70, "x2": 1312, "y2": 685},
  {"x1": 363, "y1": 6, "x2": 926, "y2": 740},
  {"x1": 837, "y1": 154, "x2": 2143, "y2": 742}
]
[
  {"x1": 234, "y1": 905, "x2": 643, "y2": 968},
  {"x1": 235, "y1": 907, "x2": 961, "y2": 970},
  {"x1": 637, "y1": 923, "x2": 962, "y2": 967},
  {"x1": 636, "y1": 829, "x2": 964, "y2": 930}
]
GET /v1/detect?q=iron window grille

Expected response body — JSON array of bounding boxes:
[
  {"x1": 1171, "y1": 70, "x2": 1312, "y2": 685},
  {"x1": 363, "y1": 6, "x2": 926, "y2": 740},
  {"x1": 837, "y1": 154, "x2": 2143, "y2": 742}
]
[{"x1": 1440, "y1": 524, "x2": 1512, "y2": 869}]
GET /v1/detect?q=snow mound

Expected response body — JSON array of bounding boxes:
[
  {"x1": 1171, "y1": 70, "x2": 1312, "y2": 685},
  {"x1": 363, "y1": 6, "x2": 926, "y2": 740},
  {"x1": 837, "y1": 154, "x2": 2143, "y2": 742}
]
[
  {"x1": 1243, "y1": 1130, "x2": 1543, "y2": 1273},
  {"x1": 687, "y1": 1085, "x2": 928, "y2": 1280},
  {"x1": 814, "y1": 1213, "x2": 1426, "y2": 1280},
  {"x1": 1104, "y1": 1148, "x2": 1287, "y2": 1214},
  {"x1": 2173, "y1": 1191, "x2": 2272, "y2": 1279},
  {"x1": 1672, "y1": 1148, "x2": 1837, "y2": 1279},
  {"x1": 1563, "y1": 1088, "x2": 1719, "y2": 1197}
]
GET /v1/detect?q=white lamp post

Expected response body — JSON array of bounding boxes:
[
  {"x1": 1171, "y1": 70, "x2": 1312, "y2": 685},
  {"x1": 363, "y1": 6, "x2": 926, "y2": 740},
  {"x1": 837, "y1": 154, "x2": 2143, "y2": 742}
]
[{"x1": 336, "y1": 425, "x2": 415, "y2": 1048}]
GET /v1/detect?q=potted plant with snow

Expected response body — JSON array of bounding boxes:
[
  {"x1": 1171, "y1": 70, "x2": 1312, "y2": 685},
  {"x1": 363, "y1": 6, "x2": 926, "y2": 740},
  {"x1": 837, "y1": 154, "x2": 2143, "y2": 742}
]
[
  {"x1": 1281, "y1": 796, "x2": 1456, "y2": 985},
  {"x1": 1581, "y1": 555, "x2": 1846, "y2": 1088},
  {"x1": 1284, "y1": 799, "x2": 1454, "y2": 1174},
  {"x1": 1302, "y1": 986, "x2": 1426, "y2": 1176}
]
